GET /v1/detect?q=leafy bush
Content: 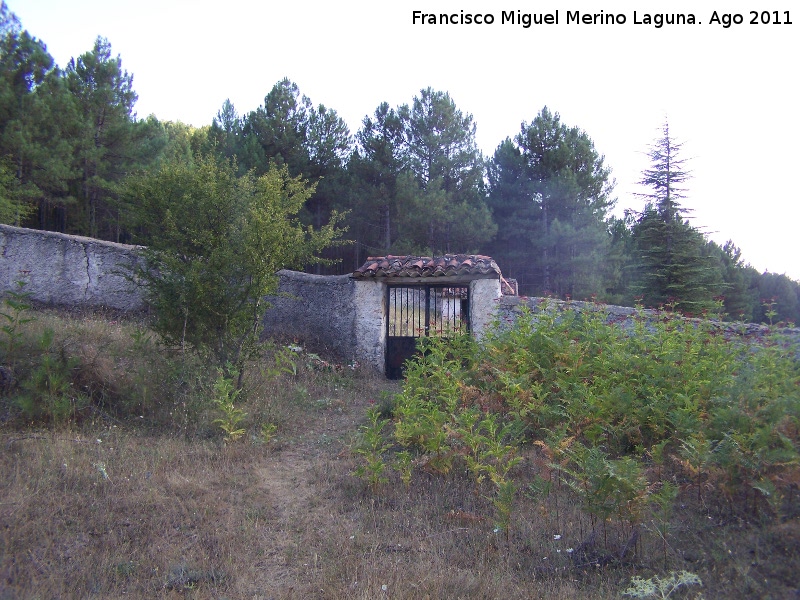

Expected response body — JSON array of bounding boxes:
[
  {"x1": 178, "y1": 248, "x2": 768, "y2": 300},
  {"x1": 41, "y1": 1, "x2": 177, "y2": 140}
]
[{"x1": 123, "y1": 156, "x2": 345, "y2": 384}]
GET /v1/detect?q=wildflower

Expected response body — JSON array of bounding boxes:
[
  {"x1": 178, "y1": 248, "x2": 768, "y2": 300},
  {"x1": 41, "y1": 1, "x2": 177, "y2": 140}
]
[{"x1": 553, "y1": 534, "x2": 561, "y2": 540}]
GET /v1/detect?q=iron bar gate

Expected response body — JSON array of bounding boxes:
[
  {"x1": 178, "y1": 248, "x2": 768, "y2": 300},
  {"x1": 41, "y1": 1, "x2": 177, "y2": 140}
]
[{"x1": 385, "y1": 284, "x2": 470, "y2": 379}]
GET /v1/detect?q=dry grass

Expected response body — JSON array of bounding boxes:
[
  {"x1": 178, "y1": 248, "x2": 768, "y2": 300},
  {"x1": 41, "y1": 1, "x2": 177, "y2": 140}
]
[{"x1": 1, "y1": 308, "x2": 799, "y2": 598}]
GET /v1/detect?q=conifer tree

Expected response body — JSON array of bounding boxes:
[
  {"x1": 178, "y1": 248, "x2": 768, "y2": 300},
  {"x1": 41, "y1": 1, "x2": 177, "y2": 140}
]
[
  {"x1": 486, "y1": 107, "x2": 614, "y2": 298},
  {"x1": 0, "y1": 3, "x2": 76, "y2": 227},
  {"x1": 347, "y1": 89, "x2": 495, "y2": 258},
  {"x1": 631, "y1": 121, "x2": 722, "y2": 313},
  {"x1": 64, "y1": 37, "x2": 139, "y2": 239}
]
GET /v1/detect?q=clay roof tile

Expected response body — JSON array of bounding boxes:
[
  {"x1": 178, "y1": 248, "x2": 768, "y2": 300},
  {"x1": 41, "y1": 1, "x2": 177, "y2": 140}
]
[{"x1": 352, "y1": 254, "x2": 501, "y2": 279}]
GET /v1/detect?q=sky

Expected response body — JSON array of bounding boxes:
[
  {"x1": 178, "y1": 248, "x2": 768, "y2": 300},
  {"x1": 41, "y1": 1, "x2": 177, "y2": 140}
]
[{"x1": 11, "y1": 0, "x2": 799, "y2": 280}]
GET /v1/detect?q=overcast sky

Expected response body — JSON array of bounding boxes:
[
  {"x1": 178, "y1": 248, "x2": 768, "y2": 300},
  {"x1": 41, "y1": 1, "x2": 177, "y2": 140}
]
[{"x1": 11, "y1": 0, "x2": 799, "y2": 280}]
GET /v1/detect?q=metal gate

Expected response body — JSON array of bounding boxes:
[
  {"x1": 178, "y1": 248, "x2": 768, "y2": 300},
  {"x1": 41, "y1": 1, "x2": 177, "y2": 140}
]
[{"x1": 385, "y1": 284, "x2": 470, "y2": 379}]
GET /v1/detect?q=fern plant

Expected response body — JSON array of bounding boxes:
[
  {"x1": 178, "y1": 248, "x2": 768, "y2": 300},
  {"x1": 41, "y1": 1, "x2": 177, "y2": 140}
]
[
  {"x1": 353, "y1": 405, "x2": 392, "y2": 490},
  {"x1": 211, "y1": 369, "x2": 247, "y2": 442}
]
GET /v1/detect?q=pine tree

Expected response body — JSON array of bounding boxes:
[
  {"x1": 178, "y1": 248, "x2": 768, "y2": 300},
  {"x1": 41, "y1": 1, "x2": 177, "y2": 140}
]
[
  {"x1": 0, "y1": 5, "x2": 76, "y2": 227},
  {"x1": 347, "y1": 89, "x2": 495, "y2": 258},
  {"x1": 486, "y1": 107, "x2": 614, "y2": 298},
  {"x1": 64, "y1": 37, "x2": 139, "y2": 238},
  {"x1": 346, "y1": 102, "x2": 407, "y2": 262}
]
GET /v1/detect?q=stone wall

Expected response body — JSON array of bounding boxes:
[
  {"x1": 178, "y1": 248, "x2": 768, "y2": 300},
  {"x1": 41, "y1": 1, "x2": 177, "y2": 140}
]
[
  {"x1": 258, "y1": 273, "x2": 392, "y2": 373},
  {"x1": 260, "y1": 272, "x2": 503, "y2": 373},
  {"x1": 0, "y1": 224, "x2": 144, "y2": 311},
  {"x1": 470, "y1": 278, "x2": 502, "y2": 339},
  {"x1": 261, "y1": 270, "x2": 358, "y2": 362},
  {"x1": 5, "y1": 225, "x2": 794, "y2": 374},
  {"x1": 495, "y1": 295, "x2": 800, "y2": 355},
  {"x1": 352, "y1": 278, "x2": 386, "y2": 371}
]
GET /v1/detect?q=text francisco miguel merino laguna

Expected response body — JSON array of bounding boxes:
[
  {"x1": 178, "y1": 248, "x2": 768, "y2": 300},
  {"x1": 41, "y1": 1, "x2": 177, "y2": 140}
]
[{"x1": 412, "y1": 10, "x2": 705, "y2": 28}]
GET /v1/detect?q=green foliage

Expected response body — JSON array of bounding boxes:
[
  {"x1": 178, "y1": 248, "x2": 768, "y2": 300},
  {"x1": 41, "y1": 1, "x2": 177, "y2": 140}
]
[
  {"x1": 211, "y1": 368, "x2": 246, "y2": 442},
  {"x1": 630, "y1": 121, "x2": 723, "y2": 313},
  {"x1": 63, "y1": 36, "x2": 141, "y2": 239},
  {"x1": 395, "y1": 88, "x2": 496, "y2": 254},
  {"x1": 623, "y1": 570, "x2": 702, "y2": 598},
  {"x1": 352, "y1": 405, "x2": 392, "y2": 490},
  {"x1": 355, "y1": 300, "x2": 800, "y2": 539},
  {"x1": 259, "y1": 422, "x2": 278, "y2": 444},
  {"x1": 631, "y1": 207, "x2": 723, "y2": 314},
  {"x1": 756, "y1": 274, "x2": 800, "y2": 325},
  {"x1": 124, "y1": 155, "x2": 345, "y2": 380},
  {"x1": 0, "y1": 159, "x2": 32, "y2": 224},
  {"x1": 486, "y1": 106, "x2": 615, "y2": 297},
  {"x1": 762, "y1": 298, "x2": 779, "y2": 326},
  {"x1": 0, "y1": 12, "x2": 72, "y2": 228},
  {"x1": 393, "y1": 449, "x2": 413, "y2": 487},
  {"x1": 13, "y1": 328, "x2": 88, "y2": 424},
  {"x1": 650, "y1": 480, "x2": 679, "y2": 567},
  {"x1": 2, "y1": 280, "x2": 91, "y2": 425},
  {"x1": 262, "y1": 344, "x2": 300, "y2": 380},
  {"x1": 213, "y1": 79, "x2": 352, "y2": 237},
  {"x1": 0, "y1": 279, "x2": 34, "y2": 357},
  {"x1": 347, "y1": 88, "x2": 496, "y2": 260},
  {"x1": 559, "y1": 443, "x2": 649, "y2": 527}
]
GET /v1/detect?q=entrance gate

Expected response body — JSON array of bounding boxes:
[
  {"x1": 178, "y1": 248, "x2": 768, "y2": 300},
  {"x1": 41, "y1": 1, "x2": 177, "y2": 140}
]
[{"x1": 385, "y1": 284, "x2": 470, "y2": 379}]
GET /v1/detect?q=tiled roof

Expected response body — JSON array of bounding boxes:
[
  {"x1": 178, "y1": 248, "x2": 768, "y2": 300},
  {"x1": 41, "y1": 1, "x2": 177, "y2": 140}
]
[{"x1": 352, "y1": 255, "x2": 501, "y2": 278}]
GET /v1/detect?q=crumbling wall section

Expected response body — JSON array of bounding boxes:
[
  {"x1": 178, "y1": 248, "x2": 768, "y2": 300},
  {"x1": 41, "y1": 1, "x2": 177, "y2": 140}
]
[{"x1": 0, "y1": 224, "x2": 144, "y2": 311}]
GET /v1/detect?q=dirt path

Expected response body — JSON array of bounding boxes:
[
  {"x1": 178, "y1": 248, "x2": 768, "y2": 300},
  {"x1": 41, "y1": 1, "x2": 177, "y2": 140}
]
[{"x1": 247, "y1": 386, "x2": 387, "y2": 598}]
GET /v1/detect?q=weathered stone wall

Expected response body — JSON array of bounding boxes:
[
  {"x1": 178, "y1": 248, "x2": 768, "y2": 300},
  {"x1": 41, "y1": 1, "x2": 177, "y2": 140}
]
[
  {"x1": 0, "y1": 224, "x2": 144, "y2": 311},
  {"x1": 259, "y1": 272, "x2": 390, "y2": 372},
  {"x1": 8, "y1": 225, "x2": 793, "y2": 374},
  {"x1": 261, "y1": 270, "x2": 358, "y2": 362},
  {"x1": 260, "y1": 273, "x2": 503, "y2": 373},
  {"x1": 470, "y1": 278, "x2": 502, "y2": 339},
  {"x1": 495, "y1": 295, "x2": 800, "y2": 355},
  {"x1": 353, "y1": 279, "x2": 386, "y2": 372}
]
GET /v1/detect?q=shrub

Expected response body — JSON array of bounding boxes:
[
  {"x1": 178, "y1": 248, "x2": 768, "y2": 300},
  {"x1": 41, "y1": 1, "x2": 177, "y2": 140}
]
[{"x1": 357, "y1": 301, "x2": 800, "y2": 547}]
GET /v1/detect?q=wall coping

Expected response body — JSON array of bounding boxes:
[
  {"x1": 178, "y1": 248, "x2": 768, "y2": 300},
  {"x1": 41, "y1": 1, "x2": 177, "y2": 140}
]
[{"x1": 0, "y1": 223, "x2": 142, "y2": 251}]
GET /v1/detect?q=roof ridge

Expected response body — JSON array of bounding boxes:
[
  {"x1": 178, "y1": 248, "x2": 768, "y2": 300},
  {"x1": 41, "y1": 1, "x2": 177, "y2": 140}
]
[{"x1": 352, "y1": 254, "x2": 501, "y2": 279}]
